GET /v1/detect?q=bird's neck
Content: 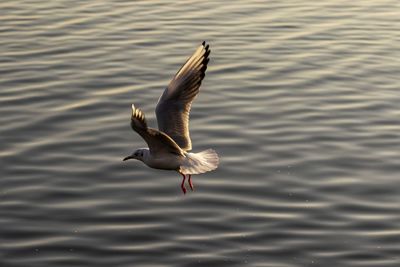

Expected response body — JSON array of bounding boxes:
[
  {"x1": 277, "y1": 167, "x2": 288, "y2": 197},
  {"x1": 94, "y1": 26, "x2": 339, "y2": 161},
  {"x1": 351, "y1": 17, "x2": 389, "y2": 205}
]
[{"x1": 141, "y1": 149, "x2": 151, "y2": 163}]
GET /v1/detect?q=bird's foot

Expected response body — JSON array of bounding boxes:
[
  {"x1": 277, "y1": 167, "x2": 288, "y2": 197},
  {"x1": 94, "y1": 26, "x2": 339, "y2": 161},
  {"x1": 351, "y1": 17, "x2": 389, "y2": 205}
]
[
  {"x1": 181, "y1": 185, "x2": 187, "y2": 194},
  {"x1": 188, "y1": 175, "x2": 194, "y2": 191},
  {"x1": 180, "y1": 173, "x2": 187, "y2": 194}
]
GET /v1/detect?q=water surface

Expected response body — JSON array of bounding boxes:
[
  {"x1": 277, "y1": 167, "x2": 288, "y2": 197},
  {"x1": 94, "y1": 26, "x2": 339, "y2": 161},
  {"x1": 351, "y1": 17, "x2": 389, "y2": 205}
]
[{"x1": 1, "y1": 1, "x2": 400, "y2": 266}]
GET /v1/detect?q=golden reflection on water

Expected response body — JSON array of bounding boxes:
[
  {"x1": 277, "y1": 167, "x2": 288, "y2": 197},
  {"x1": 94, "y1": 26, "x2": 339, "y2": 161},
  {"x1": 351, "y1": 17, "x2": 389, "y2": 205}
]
[{"x1": 1, "y1": 0, "x2": 400, "y2": 266}]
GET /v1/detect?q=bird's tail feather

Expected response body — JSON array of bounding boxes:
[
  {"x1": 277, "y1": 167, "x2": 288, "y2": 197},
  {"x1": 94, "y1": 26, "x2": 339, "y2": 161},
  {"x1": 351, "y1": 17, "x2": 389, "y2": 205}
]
[{"x1": 180, "y1": 149, "x2": 219, "y2": 175}]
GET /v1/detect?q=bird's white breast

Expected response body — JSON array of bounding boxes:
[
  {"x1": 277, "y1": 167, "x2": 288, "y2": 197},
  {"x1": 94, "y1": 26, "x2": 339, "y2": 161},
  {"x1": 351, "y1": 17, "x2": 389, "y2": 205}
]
[{"x1": 143, "y1": 153, "x2": 183, "y2": 171}]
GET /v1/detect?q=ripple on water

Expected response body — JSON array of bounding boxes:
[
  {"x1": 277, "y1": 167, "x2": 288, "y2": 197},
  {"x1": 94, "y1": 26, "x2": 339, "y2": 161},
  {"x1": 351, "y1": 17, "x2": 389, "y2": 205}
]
[{"x1": 1, "y1": 0, "x2": 400, "y2": 266}]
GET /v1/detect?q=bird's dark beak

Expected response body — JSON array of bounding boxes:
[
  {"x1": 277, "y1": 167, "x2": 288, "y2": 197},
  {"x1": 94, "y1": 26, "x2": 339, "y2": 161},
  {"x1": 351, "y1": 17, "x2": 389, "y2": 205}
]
[{"x1": 123, "y1": 155, "x2": 134, "y2": 161}]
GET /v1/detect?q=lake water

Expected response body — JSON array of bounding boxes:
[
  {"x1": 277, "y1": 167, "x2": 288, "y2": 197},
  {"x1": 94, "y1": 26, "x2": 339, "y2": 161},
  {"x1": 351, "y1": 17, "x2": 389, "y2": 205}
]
[{"x1": 1, "y1": 1, "x2": 400, "y2": 266}]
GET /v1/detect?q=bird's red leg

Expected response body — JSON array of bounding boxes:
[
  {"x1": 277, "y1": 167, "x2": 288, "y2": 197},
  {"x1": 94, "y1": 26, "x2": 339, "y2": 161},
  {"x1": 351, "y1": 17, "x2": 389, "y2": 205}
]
[
  {"x1": 180, "y1": 173, "x2": 187, "y2": 194},
  {"x1": 188, "y1": 174, "x2": 194, "y2": 191}
]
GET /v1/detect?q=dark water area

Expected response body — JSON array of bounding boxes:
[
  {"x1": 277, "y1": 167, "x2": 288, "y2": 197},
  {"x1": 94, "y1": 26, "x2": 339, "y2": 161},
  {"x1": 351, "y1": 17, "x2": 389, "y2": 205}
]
[{"x1": 1, "y1": 1, "x2": 400, "y2": 266}]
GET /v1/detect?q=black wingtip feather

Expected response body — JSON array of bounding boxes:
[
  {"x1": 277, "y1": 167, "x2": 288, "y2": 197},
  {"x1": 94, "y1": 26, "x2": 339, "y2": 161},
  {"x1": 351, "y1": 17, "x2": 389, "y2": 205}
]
[
  {"x1": 201, "y1": 62, "x2": 208, "y2": 73},
  {"x1": 204, "y1": 49, "x2": 211, "y2": 62},
  {"x1": 201, "y1": 54, "x2": 210, "y2": 74}
]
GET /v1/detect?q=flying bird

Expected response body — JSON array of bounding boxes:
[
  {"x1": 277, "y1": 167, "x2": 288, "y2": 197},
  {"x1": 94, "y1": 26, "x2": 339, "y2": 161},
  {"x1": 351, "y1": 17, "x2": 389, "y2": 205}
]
[{"x1": 123, "y1": 42, "x2": 219, "y2": 194}]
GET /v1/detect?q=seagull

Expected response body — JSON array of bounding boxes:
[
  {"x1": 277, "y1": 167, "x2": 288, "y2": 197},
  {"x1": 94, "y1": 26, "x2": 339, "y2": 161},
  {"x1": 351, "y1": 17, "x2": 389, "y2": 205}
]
[{"x1": 123, "y1": 41, "x2": 219, "y2": 194}]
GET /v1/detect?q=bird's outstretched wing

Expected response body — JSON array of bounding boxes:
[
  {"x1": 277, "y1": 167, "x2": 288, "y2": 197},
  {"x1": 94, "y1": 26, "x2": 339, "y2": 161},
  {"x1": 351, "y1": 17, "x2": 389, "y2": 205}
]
[
  {"x1": 130, "y1": 104, "x2": 183, "y2": 156},
  {"x1": 155, "y1": 41, "x2": 210, "y2": 151}
]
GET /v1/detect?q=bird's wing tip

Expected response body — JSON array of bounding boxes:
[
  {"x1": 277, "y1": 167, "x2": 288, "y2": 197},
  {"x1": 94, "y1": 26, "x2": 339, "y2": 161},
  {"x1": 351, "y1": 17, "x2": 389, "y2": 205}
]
[
  {"x1": 131, "y1": 104, "x2": 137, "y2": 117},
  {"x1": 201, "y1": 41, "x2": 210, "y2": 54}
]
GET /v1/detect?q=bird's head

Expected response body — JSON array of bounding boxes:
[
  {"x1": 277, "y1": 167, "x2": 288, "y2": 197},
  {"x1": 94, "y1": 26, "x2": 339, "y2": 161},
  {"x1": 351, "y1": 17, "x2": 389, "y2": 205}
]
[{"x1": 123, "y1": 148, "x2": 146, "y2": 162}]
